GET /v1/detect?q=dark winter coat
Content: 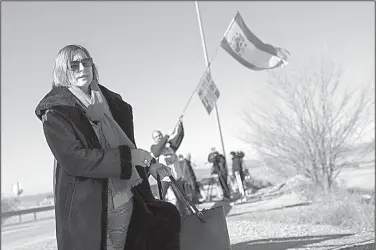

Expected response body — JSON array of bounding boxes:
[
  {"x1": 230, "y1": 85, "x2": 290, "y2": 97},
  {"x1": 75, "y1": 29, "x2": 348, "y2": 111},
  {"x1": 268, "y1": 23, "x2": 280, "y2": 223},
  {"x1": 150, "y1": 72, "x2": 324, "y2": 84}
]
[
  {"x1": 208, "y1": 152, "x2": 228, "y2": 176},
  {"x1": 232, "y1": 156, "x2": 242, "y2": 173},
  {"x1": 35, "y1": 85, "x2": 157, "y2": 250}
]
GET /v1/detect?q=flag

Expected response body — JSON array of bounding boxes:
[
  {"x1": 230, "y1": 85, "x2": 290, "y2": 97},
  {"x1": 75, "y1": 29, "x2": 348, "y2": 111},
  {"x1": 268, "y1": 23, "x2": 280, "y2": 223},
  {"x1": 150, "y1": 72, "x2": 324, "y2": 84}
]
[
  {"x1": 196, "y1": 69, "x2": 220, "y2": 115},
  {"x1": 221, "y1": 12, "x2": 290, "y2": 71}
]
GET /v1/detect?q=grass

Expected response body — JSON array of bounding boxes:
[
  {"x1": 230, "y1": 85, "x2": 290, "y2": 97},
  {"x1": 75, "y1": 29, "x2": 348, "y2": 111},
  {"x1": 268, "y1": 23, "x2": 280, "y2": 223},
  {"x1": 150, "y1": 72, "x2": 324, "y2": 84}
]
[
  {"x1": 241, "y1": 184, "x2": 375, "y2": 233},
  {"x1": 300, "y1": 186, "x2": 375, "y2": 232},
  {"x1": 246, "y1": 163, "x2": 375, "y2": 232},
  {"x1": 233, "y1": 164, "x2": 375, "y2": 233}
]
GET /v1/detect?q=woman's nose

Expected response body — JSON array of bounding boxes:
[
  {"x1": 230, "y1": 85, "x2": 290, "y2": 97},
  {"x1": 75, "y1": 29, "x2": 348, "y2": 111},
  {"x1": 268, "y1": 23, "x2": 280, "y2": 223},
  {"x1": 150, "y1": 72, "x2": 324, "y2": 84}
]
[{"x1": 78, "y1": 62, "x2": 85, "y2": 72}]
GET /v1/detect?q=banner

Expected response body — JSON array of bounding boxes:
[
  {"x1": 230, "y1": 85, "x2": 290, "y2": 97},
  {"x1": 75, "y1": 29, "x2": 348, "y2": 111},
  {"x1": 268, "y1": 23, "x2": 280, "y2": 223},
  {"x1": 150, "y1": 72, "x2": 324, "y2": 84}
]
[{"x1": 196, "y1": 70, "x2": 220, "y2": 115}]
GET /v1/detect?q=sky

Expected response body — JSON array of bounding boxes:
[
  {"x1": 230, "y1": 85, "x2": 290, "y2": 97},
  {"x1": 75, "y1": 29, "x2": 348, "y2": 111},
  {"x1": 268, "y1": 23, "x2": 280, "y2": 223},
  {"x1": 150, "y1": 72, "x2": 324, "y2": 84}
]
[{"x1": 1, "y1": 1, "x2": 374, "y2": 196}]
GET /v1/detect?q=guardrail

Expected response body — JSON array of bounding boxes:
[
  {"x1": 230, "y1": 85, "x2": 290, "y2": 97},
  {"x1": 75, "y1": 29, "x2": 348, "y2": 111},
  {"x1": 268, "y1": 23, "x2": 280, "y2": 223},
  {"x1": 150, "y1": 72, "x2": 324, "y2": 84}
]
[
  {"x1": 1, "y1": 179, "x2": 219, "y2": 225},
  {"x1": 1, "y1": 205, "x2": 55, "y2": 224}
]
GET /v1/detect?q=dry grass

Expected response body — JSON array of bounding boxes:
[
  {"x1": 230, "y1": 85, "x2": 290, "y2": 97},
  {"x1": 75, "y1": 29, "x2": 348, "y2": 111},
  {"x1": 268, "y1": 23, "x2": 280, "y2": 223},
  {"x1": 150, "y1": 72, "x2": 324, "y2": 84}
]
[
  {"x1": 239, "y1": 171, "x2": 375, "y2": 233},
  {"x1": 237, "y1": 187, "x2": 375, "y2": 234},
  {"x1": 301, "y1": 187, "x2": 375, "y2": 232}
]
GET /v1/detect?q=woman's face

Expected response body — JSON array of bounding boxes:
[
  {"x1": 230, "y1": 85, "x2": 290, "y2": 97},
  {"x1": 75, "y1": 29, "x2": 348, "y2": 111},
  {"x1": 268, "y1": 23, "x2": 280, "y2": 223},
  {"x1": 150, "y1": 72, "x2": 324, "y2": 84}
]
[{"x1": 69, "y1": 49, "x2": 93, "y2": 90}]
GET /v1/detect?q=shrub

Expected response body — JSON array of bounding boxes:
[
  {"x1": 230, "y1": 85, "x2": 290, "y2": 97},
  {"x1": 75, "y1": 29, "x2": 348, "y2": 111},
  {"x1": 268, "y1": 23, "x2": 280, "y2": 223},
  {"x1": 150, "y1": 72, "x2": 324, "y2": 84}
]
[
  {"x1": 1, "y1": 197, "x2": 20, "y2": 224},
  {"x1": 299, "y1": 186, "x2": 375, "y2": 232}
]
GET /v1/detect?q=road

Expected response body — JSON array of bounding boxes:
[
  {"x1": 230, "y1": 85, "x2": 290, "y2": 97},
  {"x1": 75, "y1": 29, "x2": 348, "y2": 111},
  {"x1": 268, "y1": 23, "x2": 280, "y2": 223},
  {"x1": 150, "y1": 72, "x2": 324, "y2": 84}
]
[
  {"x1": 2, "y1": 200, "x2": 374, "y2": 250},
  {"x1": 2, "y1": 166, "x2": 374, "y2": 250},
  {"x1": 1, "y1": 218, "x2": 56, "y2": 250},
  {"x1": 2, "y1": 192, "x2": 374, "y2": 250}
]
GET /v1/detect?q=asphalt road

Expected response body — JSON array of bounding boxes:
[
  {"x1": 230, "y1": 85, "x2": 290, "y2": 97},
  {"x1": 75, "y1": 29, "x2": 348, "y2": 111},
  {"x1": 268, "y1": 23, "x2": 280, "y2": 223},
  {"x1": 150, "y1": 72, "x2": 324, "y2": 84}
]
[
  {"x1": 1, "y1": 194, "x2": 374, "y2": 250},
  {"x1": 1, "y1": 218, "x2": 56, "y2": 250},
  {"x1": 2, "y1": 167, "x2": 373, "y2": 250}
]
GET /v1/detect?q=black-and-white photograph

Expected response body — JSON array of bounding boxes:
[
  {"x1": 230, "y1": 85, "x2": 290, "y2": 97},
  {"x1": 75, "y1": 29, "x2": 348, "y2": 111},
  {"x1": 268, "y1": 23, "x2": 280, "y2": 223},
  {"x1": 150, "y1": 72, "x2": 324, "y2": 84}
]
[{"x1": 1, "y1": 1, "x2": 375, "y2": 250}]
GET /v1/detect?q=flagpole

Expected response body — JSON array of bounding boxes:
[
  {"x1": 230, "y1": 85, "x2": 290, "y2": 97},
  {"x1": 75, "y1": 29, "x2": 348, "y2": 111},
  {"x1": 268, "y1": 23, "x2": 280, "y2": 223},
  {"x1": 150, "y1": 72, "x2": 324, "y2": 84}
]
[{"x1": 194, "y1": 1, "x2": 227, "y2": 160}]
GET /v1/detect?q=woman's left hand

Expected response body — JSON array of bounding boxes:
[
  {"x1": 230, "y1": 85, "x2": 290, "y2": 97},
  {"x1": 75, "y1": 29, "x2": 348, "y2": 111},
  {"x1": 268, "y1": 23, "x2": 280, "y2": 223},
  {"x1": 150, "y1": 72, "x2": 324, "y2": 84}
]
[{"x1": 149, "y1": 163, "x2": 172, "y2": 180}]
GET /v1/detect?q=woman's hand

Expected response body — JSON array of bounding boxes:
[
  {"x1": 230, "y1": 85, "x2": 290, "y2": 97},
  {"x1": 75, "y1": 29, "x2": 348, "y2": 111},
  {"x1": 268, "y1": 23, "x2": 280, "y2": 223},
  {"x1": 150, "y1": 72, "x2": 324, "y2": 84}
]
[
  {"x1": 149, "y1": 163, "x2": 172, "y2": 180},
  {"x1": 130, "y1": 148, "x2": 153, "y2": 168}
]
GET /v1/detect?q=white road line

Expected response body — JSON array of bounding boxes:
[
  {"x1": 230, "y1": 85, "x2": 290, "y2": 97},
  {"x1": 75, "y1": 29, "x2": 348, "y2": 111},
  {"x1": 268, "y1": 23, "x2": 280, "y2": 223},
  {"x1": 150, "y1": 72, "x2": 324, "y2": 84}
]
[
  {"x1": 5, "y1": 235, "x2": 56, "y2": 250},
  {"x1": 2, "y1": 225, "x2": 45, "y2": 235},
  {"x1": 1, "y1": 220, "x2": 55, "y2": 235}
]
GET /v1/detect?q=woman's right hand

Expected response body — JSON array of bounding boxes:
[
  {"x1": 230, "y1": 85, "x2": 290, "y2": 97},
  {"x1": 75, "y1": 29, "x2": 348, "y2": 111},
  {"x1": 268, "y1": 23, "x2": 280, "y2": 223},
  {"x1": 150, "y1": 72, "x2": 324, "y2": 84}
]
[{"x1": 130, "y1": 148, "x2": 153, "y2": 168}]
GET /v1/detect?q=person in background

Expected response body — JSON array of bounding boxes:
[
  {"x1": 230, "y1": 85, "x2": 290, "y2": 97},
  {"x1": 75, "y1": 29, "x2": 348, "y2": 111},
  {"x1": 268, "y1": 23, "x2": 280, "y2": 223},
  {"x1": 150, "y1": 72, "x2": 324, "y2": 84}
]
[
  {"x1": 150, "y1": 117, "x2": 189, "y2": 216},
  {"x1": 178, "y1": 154, "x2": 192, "y2": 201},
  {"x1": 208, "y1": 148, "x2": 231, "y2": 201},
  {"x1": 231, "y1": 151, "x2": 247, "y2": 196},
  {"x1": 179, "y1": 154, "x2": 204, "y2": 204}
]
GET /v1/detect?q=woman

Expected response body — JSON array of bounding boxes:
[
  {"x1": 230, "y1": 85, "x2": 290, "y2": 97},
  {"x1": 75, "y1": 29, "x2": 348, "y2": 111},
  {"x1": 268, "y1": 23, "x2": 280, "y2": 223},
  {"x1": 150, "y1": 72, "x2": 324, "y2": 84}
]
[{"x1": 35, "y1": 45, "x2": 176, "y2": 250}]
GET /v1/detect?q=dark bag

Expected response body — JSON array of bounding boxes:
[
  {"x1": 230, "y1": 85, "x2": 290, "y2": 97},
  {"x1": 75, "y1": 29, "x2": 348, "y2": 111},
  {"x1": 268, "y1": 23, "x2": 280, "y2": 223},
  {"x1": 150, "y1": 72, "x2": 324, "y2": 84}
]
[
  {"x1": 157, "y1": 175, "x2": 232, "y2": 250},
  {"x1": 125, "y1": 187, "x2": 181, "y2": 250}
]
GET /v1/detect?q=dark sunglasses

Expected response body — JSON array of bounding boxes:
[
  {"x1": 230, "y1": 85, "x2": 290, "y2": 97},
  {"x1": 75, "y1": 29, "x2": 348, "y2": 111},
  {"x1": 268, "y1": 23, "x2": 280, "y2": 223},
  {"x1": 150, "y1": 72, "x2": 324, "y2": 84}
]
[{"x1": 69, "y1": 57, "x2": 94, "y2": 72}]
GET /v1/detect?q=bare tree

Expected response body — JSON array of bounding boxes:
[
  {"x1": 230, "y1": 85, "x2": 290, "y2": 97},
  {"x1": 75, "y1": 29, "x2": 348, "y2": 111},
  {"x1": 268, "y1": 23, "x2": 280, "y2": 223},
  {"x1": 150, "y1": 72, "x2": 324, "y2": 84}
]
[{"x1": 241, "y1": 57, "x2": 374, "y2": 192}]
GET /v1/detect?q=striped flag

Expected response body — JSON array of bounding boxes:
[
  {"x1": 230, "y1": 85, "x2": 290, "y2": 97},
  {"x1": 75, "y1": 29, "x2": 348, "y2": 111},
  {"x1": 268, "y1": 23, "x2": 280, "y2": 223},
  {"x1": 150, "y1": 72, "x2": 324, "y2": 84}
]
[{"x1": 221, "y1": 12, "x2": 290, "y2": 71}]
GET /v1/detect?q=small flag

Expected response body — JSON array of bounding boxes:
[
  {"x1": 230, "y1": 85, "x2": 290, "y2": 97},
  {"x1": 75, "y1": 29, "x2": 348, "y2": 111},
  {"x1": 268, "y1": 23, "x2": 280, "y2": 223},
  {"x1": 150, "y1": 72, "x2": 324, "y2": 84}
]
[
  {"x1": 197, "y1": 69, "x2": 220, "y2": 115},
  {"x1": 221, "y1": 12, "x2": 290, "y2": 71}
]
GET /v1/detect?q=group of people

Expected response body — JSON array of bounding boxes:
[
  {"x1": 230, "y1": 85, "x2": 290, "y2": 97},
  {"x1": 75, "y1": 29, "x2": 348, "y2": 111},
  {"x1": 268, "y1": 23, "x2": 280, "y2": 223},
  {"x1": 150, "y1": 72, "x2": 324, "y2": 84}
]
[
  {"x1": 151, "y1": 128, "x2": 248, "y2": 209},
  {"x1": 207, "y1": 148, "x2": 247, "y2": 201},
  {"x1": 35, "y1": 44, "x2": 247, "y2": 250}
]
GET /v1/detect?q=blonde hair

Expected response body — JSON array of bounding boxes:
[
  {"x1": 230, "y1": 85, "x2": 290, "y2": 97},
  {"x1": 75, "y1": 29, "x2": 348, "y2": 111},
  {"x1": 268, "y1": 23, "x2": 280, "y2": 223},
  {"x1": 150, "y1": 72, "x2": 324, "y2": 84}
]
[{"x1": 52, "y1": 44, "x2": 99, "y2": 88}]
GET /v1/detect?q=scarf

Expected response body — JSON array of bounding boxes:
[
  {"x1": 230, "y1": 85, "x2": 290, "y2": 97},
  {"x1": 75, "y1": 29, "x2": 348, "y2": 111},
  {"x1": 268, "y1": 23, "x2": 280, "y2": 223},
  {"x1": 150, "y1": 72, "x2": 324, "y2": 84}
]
[{"x1": 68, "y1": 81, "x2": 142, "y2": 209}]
